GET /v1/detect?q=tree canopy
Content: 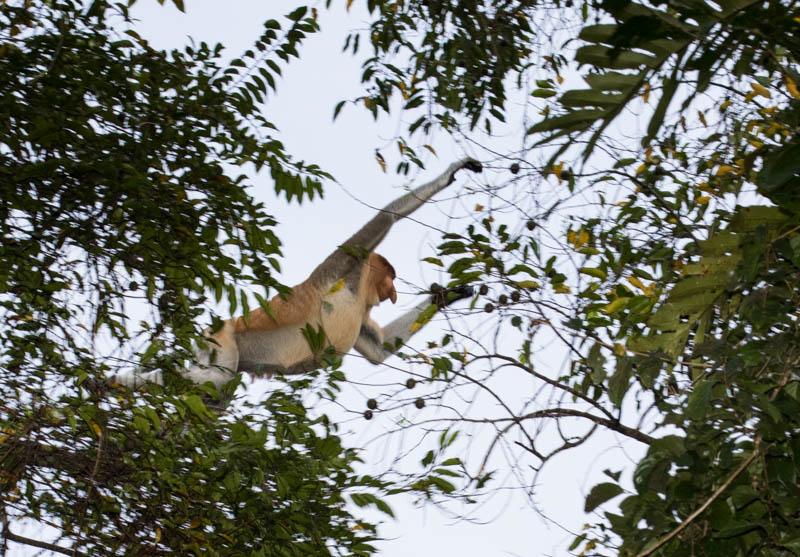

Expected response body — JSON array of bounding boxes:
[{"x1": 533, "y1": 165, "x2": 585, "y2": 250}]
[
  {"x1": 344, "y1": 0, "x2": 800, "y2": 555},
  {"x1": 3, "y1": 0, "x2": 800, "y2": 555},
  {"x1": 1, "y1": 1, "x2": 384, "y2": 555}
]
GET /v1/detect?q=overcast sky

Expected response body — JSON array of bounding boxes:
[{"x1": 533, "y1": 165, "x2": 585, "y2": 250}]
[{"x1": 10, "y1": 2, "x2": 647, "y2": 555}]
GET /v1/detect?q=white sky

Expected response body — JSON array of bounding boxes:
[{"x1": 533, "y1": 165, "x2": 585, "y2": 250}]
[{"x1": 9, "y1": 2, "x2": 650, "y2": 555}]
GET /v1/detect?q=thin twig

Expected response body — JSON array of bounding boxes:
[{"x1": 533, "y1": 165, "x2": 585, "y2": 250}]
[{"x1": 635, "y1": 439, "x2": 761, "y2": 557}]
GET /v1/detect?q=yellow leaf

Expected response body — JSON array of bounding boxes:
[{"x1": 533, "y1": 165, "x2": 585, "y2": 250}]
[
  {"x1": 627, "y1": 276, "x2": 645, "y2": 290},
  {"x1": 603, "y1": 297, "x2": 628, "y2": 314},
  {"x1": 397, "y1": 140, "x2": 404, "y2": 154},
  {"x1": 554, "y1": 284, "x2": 571, "y2": 294},
  {"x1": 577, "y1": 229, "x2": 589, "y2": 248},
  {"x1": 744, "y1": 91, "x2": 757, "y2": 103},
  {"x1": 409, "y1": 322, "x2": 422, "y2": 333},
  {"x1": 567, "y1": 229, "x2": 576, "y2": 245},
  {"x1": 219, "y1": 533, "x2": 234, "y2": 543},
  {"x1": 516, "y1": 280, "x2": 540, "y2": 290},
  {"x1": 698, "y1": 110, "x2": 707, "y2": 126},
  {"x1": 784, "y1": 77, "x2": 799, "y2": 100},
  {"x1": 557, "y1": 75, "x2": 564, "y2": 84},
  {"x1": 423, "y1": 144, "x2": 437, "y2": 155},
  {"x1": 346, "y1": 0, "x2": 354, "y2": 11},
  {"x1": 92, "y1": 423, "x2": 102, "y2": 438},
  {"x1": 750, "y1": 82, "x2": 772, "y2": 99},
  {"x1": 155, "y1": 528, "x2": 162, "y2": 544},
  {"x1": 552, "y1": 161, "x2": 564, "y2": 182},
  {"x1": 636, "y1": 163, "x2": 648, "y2": 175},
  {"x1": 767, "y1": 122, "x2": 782, "y2": 135},
  {"x1": 327, "y1": 278, "x2": 345, "y2": 294},
  {"x1": 719, "y1": 99, "x2": 732, "y2": 110},
  {"x1": 642, "y1": 83, "x2": 650, "y2": 104},
  {"x1": 696, "y1": 196, "x2": 711, "y2": 205},
  {"x1": 715, "y1": 165, "x2": 736, "y2": 176},
  {"x1": 474, "y1": 204, "x2": 484, "y2": 212},
  {"x1": 698, "y1": 182, "x2": 711, "y2": 192},
  {"x1": 190, "y1": 518, "x2": 202, "y2": 529},
  {"x1": 375, "y1": 153, "x2": 386, "y2": 173},
  {"x1": 748, "y1": 139, "x2": 764, "y2": 149},
  {"x1": 613, "y1": 343, "x2": 626, "y2": 356}
]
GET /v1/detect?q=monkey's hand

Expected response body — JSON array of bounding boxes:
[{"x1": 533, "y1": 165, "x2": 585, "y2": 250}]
[
  {"x1": 462, "y1": 158, "x2": 483, "y2": 174},
  {"x1": 430, "y1": 283, "x2": 475, "y2": 308}
]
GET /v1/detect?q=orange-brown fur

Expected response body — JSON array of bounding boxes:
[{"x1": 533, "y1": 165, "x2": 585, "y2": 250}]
[
  {"x1": 234, "y1": 253, "x2": 395, "y2": 336},
  {"x1": 108, "y1": 159, "x2": 479, "y2": 390},
  {"x1": 233, "y1": 281, "x2": 319, "y2": 334}
]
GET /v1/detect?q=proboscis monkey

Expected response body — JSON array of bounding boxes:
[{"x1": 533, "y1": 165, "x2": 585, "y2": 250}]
[{"x1": 112, "y1": 158, "x2": 481, "y2": 389}]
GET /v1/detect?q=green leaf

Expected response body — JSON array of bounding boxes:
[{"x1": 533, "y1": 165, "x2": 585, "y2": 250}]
[
  {"x1": 584, "y1": 482, "x2": 624, "y2": 512},
  {"x1": 527, "y1": 109, "x2": 607, "y2": 134},
  {"x1": 184, "y1": 395, "x2": 211, "y2": 419},
  {"x1": 575, "y1": 46, "x2": 658, "y2": 70},
  {"x1": 579, "y1": 267, "x2": 607, "y2": 280},
  {"x1": 609, "y1": 357, "x2": 633, "y2": 407},
  {"x1": 561, "y1": 89, "x2": 625, "y2": 108},
  {"x1": 687, "y1": 379, "x2": 713, "y2": 419},
  {"x1": 584, "y1": 71, "x2": 644, "y2": 91}
]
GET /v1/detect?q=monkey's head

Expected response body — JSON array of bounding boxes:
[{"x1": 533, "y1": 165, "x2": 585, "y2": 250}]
[{"x1": 368, "y1": 253, "x2": 397, "y2": 305}]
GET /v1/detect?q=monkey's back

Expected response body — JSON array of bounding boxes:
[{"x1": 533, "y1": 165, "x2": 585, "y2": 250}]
[{"x1": 234, "y1": 280, "x2": 366, "y2": 372}]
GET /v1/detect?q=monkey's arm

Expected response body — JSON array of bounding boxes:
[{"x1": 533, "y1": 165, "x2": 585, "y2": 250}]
[
  {"x1": 346, "y1": 158, "x2": 482, "y2": 253},
  {"x1": 309, "y1": 158, "x2": 481, "y2": 285},
  {"x1": 354, "y1": 285, "x2": 473, "y2": 364}
]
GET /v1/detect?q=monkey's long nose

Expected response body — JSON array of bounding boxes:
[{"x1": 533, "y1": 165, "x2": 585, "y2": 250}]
[{"x1": 390, "y1": 288, "x2": 397, "y2": 304}]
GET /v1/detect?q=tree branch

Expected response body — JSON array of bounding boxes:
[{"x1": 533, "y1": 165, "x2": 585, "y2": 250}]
[
  {"x1": 3, "y1": 525, "x2": 85, "y2": 557},
  {"x1": 635, "y1": 440, "x2": 761, "y2": 557}
]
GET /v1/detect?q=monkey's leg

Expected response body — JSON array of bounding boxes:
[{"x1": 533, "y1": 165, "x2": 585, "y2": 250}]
[
  {"x1": 105, "y1": 363, "x2": 233, "y2": 390},
  {"x1": 107, "y1": 368, "x2": 164, "y2": 389},
  {"x1": 101, "y1": 321, "x2": 240, "y2": 391},
  {"x1": 188, "y1": 320, "x2": 240, "y2": 388}
]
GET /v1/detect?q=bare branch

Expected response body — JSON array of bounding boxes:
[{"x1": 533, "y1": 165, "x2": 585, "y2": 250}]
[{"x1": 2, "y1": 524, "x2": 85, "y2": 557}]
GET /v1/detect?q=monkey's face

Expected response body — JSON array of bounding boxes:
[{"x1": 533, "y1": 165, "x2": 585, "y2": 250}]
[{"x1": 377, "y1": 274, "x2": 397, "y2": 304}]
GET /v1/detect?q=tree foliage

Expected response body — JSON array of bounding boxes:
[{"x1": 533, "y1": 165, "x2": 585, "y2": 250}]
[
  {"x1": 4, "y1": 0, "x2": 800, "y2": 555},
  {"x1": 341, "y1": 0, "x2": 800, "y2": 555},
  {"x1": 0, "y1": 1, "x2": 387, "y2": 554}
]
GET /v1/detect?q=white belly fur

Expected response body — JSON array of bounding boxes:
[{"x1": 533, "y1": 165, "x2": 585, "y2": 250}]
[{"x1": 237, "y1": 288, "x2": 364, "y2": 368}]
